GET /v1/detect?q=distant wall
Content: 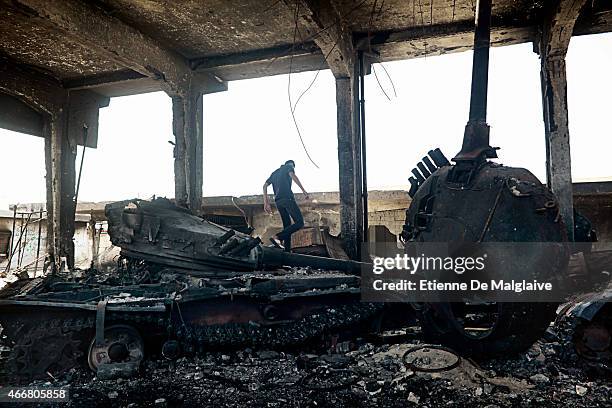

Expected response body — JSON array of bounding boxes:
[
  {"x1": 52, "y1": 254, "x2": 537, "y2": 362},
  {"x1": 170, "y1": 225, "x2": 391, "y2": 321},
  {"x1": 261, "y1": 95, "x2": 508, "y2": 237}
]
[
  {"x1": 0, "y1": 215, "x2": 92, "y2": 272},
  {"x1": 3, "y1": 186, "x2": 611, "y2": 273}
]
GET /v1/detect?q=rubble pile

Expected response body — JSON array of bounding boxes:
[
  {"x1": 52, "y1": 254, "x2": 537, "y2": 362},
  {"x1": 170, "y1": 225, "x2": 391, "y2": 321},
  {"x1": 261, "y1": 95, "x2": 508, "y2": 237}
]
[{"x1": 19, "y1": 317, "x2": 610, "y2": 408}]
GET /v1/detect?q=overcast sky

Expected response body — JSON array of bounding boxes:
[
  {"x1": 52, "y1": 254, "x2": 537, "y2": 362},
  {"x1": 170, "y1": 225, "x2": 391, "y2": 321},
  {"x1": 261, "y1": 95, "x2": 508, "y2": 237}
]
[{"x1": 0, "y1": 33, "x2": 610, "y2": 209}]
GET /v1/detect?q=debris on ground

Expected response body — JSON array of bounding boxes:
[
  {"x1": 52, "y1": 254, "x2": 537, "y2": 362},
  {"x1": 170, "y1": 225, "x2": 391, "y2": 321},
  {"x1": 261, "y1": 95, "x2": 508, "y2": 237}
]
[{"x1": 8, "y1": 316, "x2": 609, "y2": 408}]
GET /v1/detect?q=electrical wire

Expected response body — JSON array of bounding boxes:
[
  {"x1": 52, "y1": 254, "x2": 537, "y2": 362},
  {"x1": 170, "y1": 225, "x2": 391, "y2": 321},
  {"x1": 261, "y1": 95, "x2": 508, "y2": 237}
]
[
  {"x1": 285, "y1": 0, "x2": 379, "y2": 168},
  {"x1": 231, "y1": 196, "x2": 251, "y2": 228},
  {"x1": 265, "y1": 0, "x2": 369, "y2": 70},
  {"x1": 291, "y1": 40, "x2": 339, "y2": 114},
  {"x1": 371, "y1": 64, "x2": 391, "y2": 101},
  {"x1": 287, "y1": 1, "x2": 320, "y2": 169},
  {"x1": 378, "y1": 61, "x2": 397, "y2": 97}
]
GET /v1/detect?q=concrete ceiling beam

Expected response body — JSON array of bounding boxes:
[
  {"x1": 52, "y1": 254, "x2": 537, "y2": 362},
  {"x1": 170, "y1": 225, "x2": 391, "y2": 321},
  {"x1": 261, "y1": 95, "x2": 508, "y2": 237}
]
[
  {"x1": 538, "y1": 0, "x2": 588, "y2": 58},
  {"x1": 284, "y1": 0, "x2": 355, "y2": 78},
  {"x1": 0, "y1": 56, "x2": 66, "y2": 116}
]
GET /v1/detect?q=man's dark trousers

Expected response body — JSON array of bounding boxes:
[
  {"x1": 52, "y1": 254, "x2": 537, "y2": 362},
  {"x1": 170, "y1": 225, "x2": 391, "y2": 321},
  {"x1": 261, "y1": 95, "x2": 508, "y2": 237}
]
[{"x1": 275, "y1": 198, "x2": 304, "y2": 251}]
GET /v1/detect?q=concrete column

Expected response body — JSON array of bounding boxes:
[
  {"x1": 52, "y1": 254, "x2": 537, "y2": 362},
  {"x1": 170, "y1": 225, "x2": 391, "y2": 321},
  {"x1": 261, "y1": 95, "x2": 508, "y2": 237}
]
[
  {"x1": 45, "y1": 91, "x2": 109, "y2": 270},
  {"x1": 540, "y1": 56, "x2": 574, "y2": 240},
  {"x1": 172, "y1": 96, "x2": 187, "y2": 208},
  {"x1": 47, "y1": 109, "x2": 72, "y2": 270},
  {"x1": 336, "y1": 75, "x2": 362, "y2": 259},
  {"x1": 43, "y1": 120, "x2": 54, "y2": 259},
  {"x1": 0, "y1": 60, "x2": 110, "y2": 271},
  {"x1": 352, "y1": 65, "x2": 364, "y2": 253},
  {"x1": 172, "y1": 88, "x2": 203, "y2": 213},
  {"x1": 536, "y1": 0, "x2": 587, "y2": 241}
]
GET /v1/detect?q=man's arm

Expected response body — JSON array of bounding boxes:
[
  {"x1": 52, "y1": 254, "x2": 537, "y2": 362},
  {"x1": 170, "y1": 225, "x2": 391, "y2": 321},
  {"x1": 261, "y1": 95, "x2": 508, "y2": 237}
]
[
  {"x1": 289, "y1": 172, "x2": 310, "y2": 199},
  {"x1": 263, "y1": 181, "x2": 272, "y2": 214}
]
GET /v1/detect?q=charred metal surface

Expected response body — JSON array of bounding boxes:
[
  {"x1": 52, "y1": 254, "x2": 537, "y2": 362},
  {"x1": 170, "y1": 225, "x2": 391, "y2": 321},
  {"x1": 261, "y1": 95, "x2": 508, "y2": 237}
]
[
  {"x1": 402, "y1": 149, "x2": 571, "y2": 356},
  {"x1": 0, "y1": 257, "x2": 377, "y2": 382},
  {"x1": 397, "y1": 1, "x2": 572, "y2": 358},
  {"x1": 0, "y1": 195, "x2": 380, "y2": 380},
  {"x1": 105, "y1": 197, "x2": 365, "y2": 274}
]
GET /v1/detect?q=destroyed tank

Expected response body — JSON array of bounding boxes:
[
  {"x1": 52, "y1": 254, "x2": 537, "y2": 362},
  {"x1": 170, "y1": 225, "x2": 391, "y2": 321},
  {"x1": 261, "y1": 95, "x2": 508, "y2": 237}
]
[
  {"x1": 0, "y1": 197, "x2": 380, "y2": 384},
  {"x1": 395, "y1": 0, "x2": 582, "y2": 356},
  {"x1": 401, "y1": 146, "x2": 570, "y2": 356}
]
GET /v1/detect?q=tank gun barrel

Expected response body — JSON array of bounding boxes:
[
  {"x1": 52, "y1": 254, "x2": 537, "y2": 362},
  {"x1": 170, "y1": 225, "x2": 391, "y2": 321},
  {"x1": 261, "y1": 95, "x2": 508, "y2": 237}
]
[
  {"x1": 260, "y1": 247, "x2": 367, "y2": 275},
  {"x1": 454, "y1": 0, "x2": 497, "y2": 162}
]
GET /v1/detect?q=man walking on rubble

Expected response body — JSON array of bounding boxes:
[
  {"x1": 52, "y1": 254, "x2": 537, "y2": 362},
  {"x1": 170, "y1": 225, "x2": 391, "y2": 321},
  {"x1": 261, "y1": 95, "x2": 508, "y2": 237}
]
[{"x1": 263, "y1": 160, "x2": 309, "y2": 252}]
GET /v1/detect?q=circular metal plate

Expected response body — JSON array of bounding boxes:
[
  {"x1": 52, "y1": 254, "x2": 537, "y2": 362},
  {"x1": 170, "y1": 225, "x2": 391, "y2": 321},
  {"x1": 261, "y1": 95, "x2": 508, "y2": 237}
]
[{"x1": 88, "y1": 324, "x2": 144, "y2": 371}]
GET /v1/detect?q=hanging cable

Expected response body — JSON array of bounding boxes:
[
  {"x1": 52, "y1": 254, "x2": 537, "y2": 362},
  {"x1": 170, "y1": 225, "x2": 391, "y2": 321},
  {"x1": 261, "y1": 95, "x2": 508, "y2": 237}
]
[
  {"x1": 287, "y1": 1, "x2": 320, "y2": 168},
  {"x1": 265, "y1": 0, "x2": 369, "y2": 69},
  {"x1": 291, "y1": 40, "x2": 339, "y2": 114},
  {"x1": 231, "y1": 196, "x2": 251, "y2": 229},
  {"x1": 371, "y1": 64, "x2": 391, "y2": 101}
]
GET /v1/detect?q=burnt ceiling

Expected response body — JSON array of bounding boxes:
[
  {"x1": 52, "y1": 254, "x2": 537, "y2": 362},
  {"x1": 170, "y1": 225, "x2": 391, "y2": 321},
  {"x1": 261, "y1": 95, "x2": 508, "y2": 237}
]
[{"x1": 0, "y1": 0, "x2": 610, "y2": 95}]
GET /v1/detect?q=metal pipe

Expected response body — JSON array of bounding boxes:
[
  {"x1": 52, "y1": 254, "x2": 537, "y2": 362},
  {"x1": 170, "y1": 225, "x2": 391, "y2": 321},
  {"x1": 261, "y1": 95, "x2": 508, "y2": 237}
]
[
  {"x1": 35, "y1": 208, "x2": 43, "y2": 274},
  {"x1": 16, "y1": 213, "x2": 23, "y2": 268},
  {"x1": 19, "y1": 211, "x2": 31, "y2": 268},
  {"x1": 75, "y1": 125, "x2": 88, "y2": 205},
  {"x1": 5, "y1": 213, "x2": 34, "y2": 273},
  {"x1": 468, "y1": 0, "x2": 492, "y2": 122},
  {"x1": 6, "y1": 205, "x2": 17, "y2": 272},
  {"x1": 358, "y1": 51, "x2": 369, "y2": 243}
]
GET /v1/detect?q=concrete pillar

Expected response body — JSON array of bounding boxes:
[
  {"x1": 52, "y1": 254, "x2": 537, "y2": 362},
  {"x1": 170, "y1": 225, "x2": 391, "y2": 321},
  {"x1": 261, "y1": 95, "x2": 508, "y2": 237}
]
[
  {"x1": 335, "y1": 75, "x2": 363, "y2": 260},
  {"x1": 540, "y1": 56, "x2": 574, "y2": 240},
  {"x1": 47, "y1": 109, "x2": 72, "y2": 270},
  {"x1": 43, "y1": 120, "x2": 54, "y2": 259},
  {"x1": 172, "y1": 96, "x2": 188, "y2": 208},
  {"x1": 45, "y1": 91, "x2": 109, "y2": 270},
  {"x1": 172, "y1": 88, "x2": 203, "y2": 213},
  {"x1": 536, "y1": 0, "x2": 587, "y2": 241},
  {"x1": 1, "y1": 60, "x2": 109, "y2": 271}
]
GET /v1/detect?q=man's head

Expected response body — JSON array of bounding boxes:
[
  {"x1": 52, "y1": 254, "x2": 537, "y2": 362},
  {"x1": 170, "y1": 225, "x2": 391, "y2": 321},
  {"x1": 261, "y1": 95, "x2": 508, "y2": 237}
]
[{"x1": 284, "y1": 160, "x2": 295, "y2": 169}]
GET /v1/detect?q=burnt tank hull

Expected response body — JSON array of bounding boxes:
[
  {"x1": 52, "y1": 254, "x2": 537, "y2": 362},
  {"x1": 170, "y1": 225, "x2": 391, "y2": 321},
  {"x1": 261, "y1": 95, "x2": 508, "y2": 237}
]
[
  {"x1": 0, "y1": 270, "x2": 380, "y2": 384},
  {"x1": 0, "y1": 198, "x2": 376, "y2": 383},
  {"x1": 105, "y1": 198, "x2": 364, "y2": 275}
]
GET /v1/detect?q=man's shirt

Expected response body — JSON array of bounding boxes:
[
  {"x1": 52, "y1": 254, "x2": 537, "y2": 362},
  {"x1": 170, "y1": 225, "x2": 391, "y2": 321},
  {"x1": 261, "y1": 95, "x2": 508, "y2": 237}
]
[{"x1": 267, "y1": 164, "x2": 294, "y2": 201}]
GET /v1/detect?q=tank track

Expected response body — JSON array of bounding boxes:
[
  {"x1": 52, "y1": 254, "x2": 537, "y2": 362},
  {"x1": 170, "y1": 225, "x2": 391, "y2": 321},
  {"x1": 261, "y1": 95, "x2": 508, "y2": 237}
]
[
  {"x1": 2, "y1": 302, "x2": 383, "y2": 382},
  {"x1": 176, "y1": 302, "x2": 384, "y2": 352}
]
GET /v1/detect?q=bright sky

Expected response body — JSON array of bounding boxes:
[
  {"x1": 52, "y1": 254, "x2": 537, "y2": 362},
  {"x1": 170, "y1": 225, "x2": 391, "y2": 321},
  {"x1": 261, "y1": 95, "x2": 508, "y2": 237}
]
[{"x1": 0, "y1": 33, "x2": 610, "y2": 210}]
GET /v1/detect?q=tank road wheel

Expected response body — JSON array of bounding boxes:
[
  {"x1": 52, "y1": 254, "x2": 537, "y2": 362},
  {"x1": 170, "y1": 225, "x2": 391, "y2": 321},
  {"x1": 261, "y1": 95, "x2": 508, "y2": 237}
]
[
  {"x1": 418, "y1": 302, "x2": 558, "y2": 357},
  {"x1": 88, "y1": 325, "x2": 144, "y2": 372}
]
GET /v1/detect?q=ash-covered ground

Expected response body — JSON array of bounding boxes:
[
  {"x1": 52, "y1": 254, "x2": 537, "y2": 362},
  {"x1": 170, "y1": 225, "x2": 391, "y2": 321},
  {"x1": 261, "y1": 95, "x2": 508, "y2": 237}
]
[{"x1": 18, "y1": 317, "x2": 611, "y2": 408}]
